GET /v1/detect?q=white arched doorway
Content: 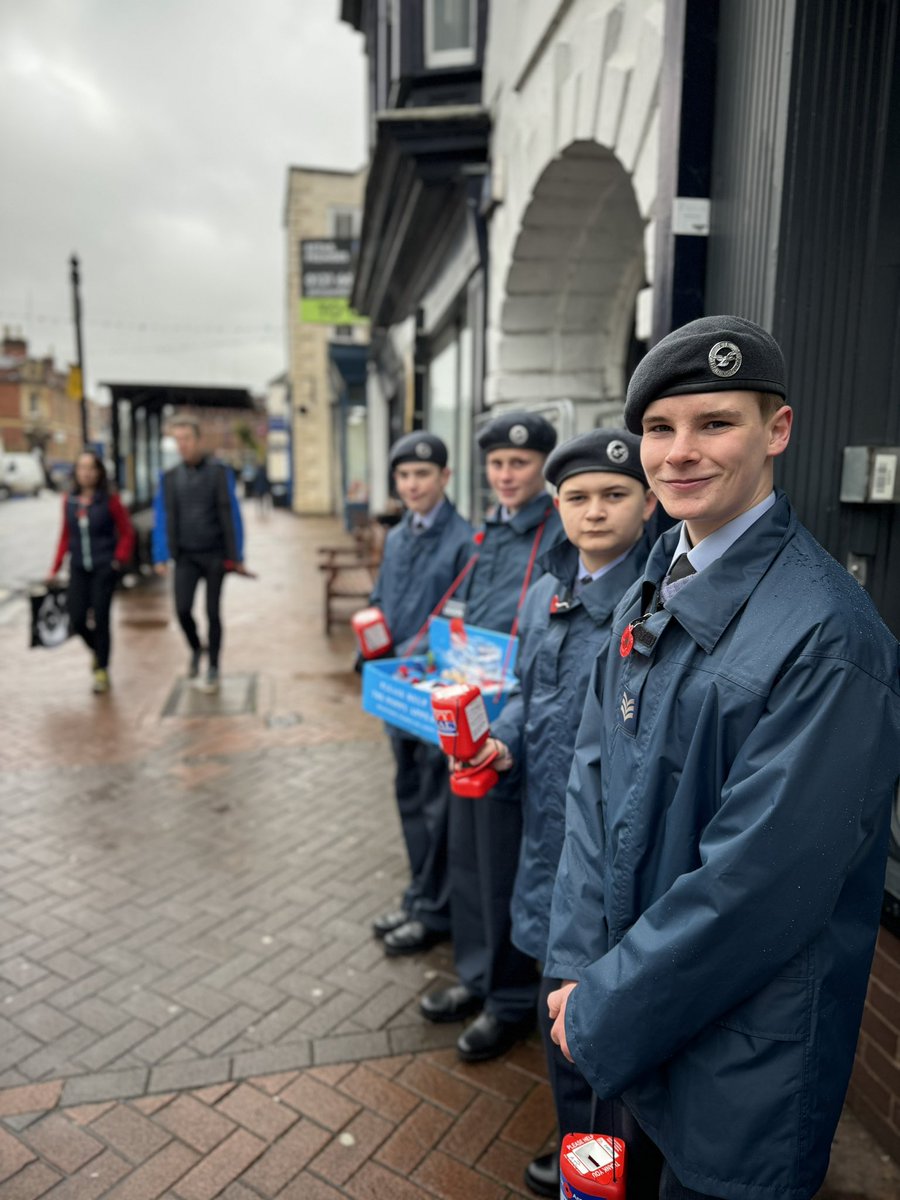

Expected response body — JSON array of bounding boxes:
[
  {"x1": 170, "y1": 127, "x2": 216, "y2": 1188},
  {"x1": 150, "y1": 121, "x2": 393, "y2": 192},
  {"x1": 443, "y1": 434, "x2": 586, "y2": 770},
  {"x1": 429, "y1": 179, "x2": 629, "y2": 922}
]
[{"x1": 488, "y1": 140, "x2": 646, "y2": 431}]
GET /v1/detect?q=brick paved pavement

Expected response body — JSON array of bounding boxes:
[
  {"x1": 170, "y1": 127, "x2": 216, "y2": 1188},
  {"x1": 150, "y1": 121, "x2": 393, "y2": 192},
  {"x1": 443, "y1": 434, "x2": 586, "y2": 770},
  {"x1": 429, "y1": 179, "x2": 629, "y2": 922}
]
[{"x1": 0, "y1": 504, "x2": 896, "y2": 1197}]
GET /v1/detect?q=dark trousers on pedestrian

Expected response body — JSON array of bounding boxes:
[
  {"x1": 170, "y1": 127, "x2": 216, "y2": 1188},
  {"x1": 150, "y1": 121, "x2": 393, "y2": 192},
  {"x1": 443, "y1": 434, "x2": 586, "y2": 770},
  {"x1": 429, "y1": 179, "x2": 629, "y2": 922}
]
[
  {"x1": 388, "y1": 730, "x2": 451, "y2": 932},
  {"x1": 447, "y1": 777, "x2": 538, "y2": 1021},
  {"x1": 174, "y1": 554, "x2": 226, "y2": 668},
  {"x1": 67, "y1": 564, "x2": 117, "y2": 670}
]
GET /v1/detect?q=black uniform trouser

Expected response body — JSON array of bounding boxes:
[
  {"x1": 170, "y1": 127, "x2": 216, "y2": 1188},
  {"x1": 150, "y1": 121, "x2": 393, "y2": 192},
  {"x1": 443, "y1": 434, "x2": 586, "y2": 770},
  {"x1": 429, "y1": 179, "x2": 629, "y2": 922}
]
[
  {"x1": 538, "y1": 980, "x2": 721, "y2": 1199},
  {"x1": 556, "y1": 1093, "x2": 717, "y2": 1200},
  {"x1": 387, "y1": 730, "x2": 451, "y2": 932},
  {"x1": 67, "y1": 564, "x2": 117, "y2": 670},
  {"x1": 605, "y1": 1100, "x2": 727, "y2": 1200},
  {"x1": 447, "y1": 777, "x2": 538, "y2": 1021},
  {"x1": 174, "y1": 553, "x2": 226, "y2": 668}
]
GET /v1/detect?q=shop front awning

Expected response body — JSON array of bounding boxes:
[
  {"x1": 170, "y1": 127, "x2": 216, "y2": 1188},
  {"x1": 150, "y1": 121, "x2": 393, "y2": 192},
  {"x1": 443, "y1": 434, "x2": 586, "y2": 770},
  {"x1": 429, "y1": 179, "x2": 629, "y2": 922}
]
[
  {"x1": 352, "y1": 105, "x2": 490, "y2": 328},
  {"x1": 328, "y1": 342, "x2": 368, "y2": 390}
]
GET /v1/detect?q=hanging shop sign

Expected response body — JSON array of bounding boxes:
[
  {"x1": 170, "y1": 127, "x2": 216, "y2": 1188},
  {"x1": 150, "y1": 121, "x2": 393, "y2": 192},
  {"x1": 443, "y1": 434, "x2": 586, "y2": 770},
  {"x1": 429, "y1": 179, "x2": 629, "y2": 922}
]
[{"x1": 299, "y1": 239, "x2": 369, "y2": 325}]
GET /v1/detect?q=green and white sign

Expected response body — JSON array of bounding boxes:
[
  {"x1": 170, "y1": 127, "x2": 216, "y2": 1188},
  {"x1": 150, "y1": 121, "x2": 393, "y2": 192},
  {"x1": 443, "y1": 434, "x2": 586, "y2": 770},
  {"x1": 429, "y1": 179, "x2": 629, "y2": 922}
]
[{"x1": 299, "y1": 239, "x2": 368, "y2": 326}]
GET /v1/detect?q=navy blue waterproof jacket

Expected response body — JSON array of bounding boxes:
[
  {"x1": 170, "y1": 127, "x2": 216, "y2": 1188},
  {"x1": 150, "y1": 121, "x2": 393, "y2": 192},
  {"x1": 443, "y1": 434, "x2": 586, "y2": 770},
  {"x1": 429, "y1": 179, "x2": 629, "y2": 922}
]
[
  {"x1": 51, "y1": 491, "x2": 135, "y2": 574},
  {"x1": 547, "y1": 493, "x2": 900, "y2": 1200},
  {"x1": 369, "y1": 500, "x2": 474, "y2": 652},
  {"x1": 461, "y1": 492, "x2": 564, "y2": 633},
  {"x1": 491, "y1": 535, "x2": 650, "y2": 963}
]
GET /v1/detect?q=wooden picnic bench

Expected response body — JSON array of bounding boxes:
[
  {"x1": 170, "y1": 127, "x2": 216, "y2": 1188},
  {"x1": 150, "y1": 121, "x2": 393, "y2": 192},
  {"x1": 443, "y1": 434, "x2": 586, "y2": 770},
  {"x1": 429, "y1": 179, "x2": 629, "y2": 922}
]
[{"x1": 317, "y1": 518, "x2": 389, "y2": 635}]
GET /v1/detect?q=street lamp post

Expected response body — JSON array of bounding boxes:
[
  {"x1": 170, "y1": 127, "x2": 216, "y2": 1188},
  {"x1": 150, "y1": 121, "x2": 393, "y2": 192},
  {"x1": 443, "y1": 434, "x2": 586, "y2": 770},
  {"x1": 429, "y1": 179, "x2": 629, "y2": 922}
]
[{"x1": 70, "y1": 254, "x2": 88, "y2": 445}]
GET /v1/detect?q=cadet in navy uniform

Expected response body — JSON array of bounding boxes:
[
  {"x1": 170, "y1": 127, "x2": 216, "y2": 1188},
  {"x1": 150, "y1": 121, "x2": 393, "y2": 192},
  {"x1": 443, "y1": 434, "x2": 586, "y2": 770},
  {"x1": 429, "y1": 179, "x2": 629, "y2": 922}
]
[
  {"x1": 479, "y1": 430, "x2": 656, "y2": 1197},
  {"x1": 420, "y1": 411, "x2": 565, "y2": 1062},
  {"x1": 369, "y1": 432, "x2": 475, "y2": 955},
  {"x1": 547, "y1": 317, "x2": 900, "y2": 1200}
]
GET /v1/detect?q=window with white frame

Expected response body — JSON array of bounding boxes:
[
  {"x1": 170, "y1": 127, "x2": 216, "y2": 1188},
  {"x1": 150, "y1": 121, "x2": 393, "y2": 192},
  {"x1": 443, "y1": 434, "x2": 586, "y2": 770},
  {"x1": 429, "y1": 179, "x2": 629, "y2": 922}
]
[
  {"x1": 329, "y1": 208, "x2": 361, "y2": 239},
  {"x1": 424, "y1": 0, "x2": 476, "y2": 69}
]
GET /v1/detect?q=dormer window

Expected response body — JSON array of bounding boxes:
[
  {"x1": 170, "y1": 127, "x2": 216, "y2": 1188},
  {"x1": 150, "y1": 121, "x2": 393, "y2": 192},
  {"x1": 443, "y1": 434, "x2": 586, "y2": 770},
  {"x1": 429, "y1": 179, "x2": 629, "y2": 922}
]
[{"x1": 425, "y1": 0, "x2": 476, "y2": 68}]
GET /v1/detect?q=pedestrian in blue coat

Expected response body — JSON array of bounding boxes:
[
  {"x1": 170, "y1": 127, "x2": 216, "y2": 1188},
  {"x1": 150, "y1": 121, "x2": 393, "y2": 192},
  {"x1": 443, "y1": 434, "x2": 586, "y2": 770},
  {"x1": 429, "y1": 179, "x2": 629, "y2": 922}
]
[
  {"x1": 369, "y1": 432, "x2": 475, "y2": 956},
  {"x1": 477, "y1": 428, "x2": 656, "y2": 1197},
  {"x1": 419, "y1": 411, "x2": 566, "y2": 1063},
  {"x1": 547, "y1": 317, "x2": 900, "y2": 1200}
]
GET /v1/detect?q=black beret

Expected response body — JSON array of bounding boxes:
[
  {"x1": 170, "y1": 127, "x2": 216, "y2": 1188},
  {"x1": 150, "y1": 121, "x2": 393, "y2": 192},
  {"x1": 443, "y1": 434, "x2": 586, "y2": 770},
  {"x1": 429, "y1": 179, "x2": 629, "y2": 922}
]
[
  {"x1": 389, "y1": 432, "x2": 448, "y2": 470},
  {"x1": 477, "y1": 411, "x2": 557, "y2": 455},
  {"x1": 624, "y1": 315, "x2": 787, "y2": 434},
  {"x1": 544, "y1": 428, "x2": 646, "y2": 488}
]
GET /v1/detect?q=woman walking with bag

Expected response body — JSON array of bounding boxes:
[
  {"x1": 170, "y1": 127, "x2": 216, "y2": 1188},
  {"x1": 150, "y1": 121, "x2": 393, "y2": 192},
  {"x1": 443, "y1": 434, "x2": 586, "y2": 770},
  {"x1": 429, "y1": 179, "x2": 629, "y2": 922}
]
[{"x1": 48, "y1": 450, "x2": 135, "y2": 693}]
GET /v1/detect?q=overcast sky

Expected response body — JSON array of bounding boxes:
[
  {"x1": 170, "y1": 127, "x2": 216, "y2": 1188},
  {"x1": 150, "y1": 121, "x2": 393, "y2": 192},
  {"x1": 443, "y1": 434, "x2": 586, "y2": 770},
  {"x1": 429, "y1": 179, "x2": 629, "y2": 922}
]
[{"x1": 0, "y1": 0, "x2": 366, "y2": 397}]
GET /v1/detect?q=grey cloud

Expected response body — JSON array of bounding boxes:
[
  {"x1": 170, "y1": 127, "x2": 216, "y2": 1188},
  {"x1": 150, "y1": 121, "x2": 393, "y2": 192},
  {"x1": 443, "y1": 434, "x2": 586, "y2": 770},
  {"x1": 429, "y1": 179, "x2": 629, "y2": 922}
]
[{"x1": 0, "y1": 0, "x2": 365, "y2": 389}]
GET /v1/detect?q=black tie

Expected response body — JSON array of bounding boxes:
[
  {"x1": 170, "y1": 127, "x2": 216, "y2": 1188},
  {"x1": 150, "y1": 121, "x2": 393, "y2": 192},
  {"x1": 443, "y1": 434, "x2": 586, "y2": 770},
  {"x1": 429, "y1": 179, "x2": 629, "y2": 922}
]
[{"x1": 667, "y1": 553, "x2": 696, "y2": 584}]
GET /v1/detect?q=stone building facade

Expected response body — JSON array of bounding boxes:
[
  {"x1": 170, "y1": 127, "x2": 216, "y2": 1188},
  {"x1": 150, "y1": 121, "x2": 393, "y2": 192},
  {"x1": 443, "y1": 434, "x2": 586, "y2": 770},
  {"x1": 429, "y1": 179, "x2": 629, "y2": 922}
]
[{"x1": 283, "y1": 167, "x2": 367, "y2": 516}]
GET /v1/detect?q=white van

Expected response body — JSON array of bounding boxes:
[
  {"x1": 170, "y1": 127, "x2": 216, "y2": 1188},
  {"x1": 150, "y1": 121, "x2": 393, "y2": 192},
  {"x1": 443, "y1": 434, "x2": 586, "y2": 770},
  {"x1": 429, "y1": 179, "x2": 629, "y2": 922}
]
[{"x1": 0, "y1": 453, "x2": 44, "y2": 497}]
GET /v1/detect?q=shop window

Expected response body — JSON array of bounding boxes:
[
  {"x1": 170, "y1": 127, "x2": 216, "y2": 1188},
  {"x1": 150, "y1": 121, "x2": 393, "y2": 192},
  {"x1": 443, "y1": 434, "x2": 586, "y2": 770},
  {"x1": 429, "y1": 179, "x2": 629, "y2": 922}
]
[
  {"x1": 345, "y1": 403, "x2": 369, "y2": 507},
  {"x1": 456, "y1": 317, "x2": 473, "y2": 516},
  {"x1": 428, "y1": 333, "x2": 459, "y2": 502},
  {"x1": 425, "y1": 299, "x2": 474, "y2": 516},
  {"x1": 424, "y1": 0, "x2": 476, "y2": 68}
]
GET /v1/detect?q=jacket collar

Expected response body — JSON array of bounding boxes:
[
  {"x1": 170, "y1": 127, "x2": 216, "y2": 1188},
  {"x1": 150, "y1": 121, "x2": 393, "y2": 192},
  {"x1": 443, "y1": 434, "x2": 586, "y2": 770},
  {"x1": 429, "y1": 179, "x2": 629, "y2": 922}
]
[
  {"x1": 487, "y1": 490, "x2": 554, "y2": 534},
  {"x1": 403, "y1": 498, "x2": 455, "y2": 537},
  {"x1": 542, "y1": 534, "x2": 652, "y2": 623},
  {"x1": 582, "y1": 534, "x2": 653, "y2": 623},
  {"x1": 639, "y1": 491, "x2": 797, "y2": 654}
]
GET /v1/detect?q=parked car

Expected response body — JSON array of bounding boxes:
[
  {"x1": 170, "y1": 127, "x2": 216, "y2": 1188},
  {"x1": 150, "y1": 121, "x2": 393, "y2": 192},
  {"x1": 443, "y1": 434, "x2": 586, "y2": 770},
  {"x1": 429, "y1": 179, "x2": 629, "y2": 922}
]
[{"x1": 0, "y1": 453, "x2": 45, "y2": 497}]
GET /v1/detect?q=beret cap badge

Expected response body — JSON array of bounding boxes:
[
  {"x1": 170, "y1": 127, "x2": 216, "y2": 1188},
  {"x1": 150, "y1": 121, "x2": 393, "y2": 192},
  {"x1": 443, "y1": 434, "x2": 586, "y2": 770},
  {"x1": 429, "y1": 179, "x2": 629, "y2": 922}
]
[
  {"x1": 389, "y1": 431, "x2": 449, "y2": 468},
  {"x1": 508, "y1": 423, "x2": 529, "y2": 446},
  {"x1": 708, "y1": 340, "x2": 742, "y2": 379},
  {"x1": 543, "y1": 428, "x2": 646, "y2": 488}
]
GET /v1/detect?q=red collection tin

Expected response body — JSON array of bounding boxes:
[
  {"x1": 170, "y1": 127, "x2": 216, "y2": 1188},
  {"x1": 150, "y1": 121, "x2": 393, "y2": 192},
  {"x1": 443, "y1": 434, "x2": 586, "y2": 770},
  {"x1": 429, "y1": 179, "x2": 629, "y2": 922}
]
[
  {"x1": 350, "y1": 607, "x2": 393, "y2": 659},
  {"x1": 559, "y1": 1132, "x2": 626, "y2": 1199}
]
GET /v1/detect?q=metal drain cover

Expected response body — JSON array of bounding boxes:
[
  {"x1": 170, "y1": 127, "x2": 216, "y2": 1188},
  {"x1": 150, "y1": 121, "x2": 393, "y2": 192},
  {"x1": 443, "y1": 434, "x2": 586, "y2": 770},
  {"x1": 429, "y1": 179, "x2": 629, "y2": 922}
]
[{"x1": 161, "y1": 673, "x2": 258, "y2": 717}]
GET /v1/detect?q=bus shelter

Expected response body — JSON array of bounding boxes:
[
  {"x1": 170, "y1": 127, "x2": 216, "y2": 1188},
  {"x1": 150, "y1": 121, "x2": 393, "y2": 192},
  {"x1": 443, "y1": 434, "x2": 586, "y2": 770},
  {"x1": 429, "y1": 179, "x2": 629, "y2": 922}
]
[{"x1": 102, "y1": 382, "x2": 257, "y2": 566}]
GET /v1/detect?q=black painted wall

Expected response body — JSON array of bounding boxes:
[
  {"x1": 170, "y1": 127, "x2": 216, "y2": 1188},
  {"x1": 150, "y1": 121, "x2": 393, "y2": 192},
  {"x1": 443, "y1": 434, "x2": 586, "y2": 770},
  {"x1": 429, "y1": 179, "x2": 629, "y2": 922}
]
[{"x1": 706, "y1": 0, "x2": 900, "y2": 635}]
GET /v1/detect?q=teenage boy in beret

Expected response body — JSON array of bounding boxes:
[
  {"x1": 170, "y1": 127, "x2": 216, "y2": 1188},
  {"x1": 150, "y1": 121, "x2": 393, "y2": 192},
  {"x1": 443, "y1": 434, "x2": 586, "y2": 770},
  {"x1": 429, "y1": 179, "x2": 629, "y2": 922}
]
[
  {"x1": 547, "y1": 316, "x2": 900, "y2": 1200},
  {"x1": 474, "y1": 429, "x2": 656, "y2": 1196},
  {"x1": 420, "y1": 410, "x2": 565, "y2": 1061},
  {"x1": 369, "y1": 432, "x2": 474, "y2": 956}
]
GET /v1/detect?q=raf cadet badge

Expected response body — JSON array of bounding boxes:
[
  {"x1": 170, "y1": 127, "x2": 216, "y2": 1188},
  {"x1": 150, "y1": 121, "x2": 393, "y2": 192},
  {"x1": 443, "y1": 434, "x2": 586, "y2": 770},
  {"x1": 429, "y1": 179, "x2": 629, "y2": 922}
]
[{"x1": 708, "y1": 340, "x2": 742, "y2": 378}]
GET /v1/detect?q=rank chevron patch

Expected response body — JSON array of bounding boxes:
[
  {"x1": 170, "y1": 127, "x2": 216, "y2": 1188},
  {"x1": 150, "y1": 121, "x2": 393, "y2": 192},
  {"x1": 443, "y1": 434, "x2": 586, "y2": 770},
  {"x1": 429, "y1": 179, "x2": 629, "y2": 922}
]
[{"x1": 618, "y1": 687, "x2": 638, "y2": 732}]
